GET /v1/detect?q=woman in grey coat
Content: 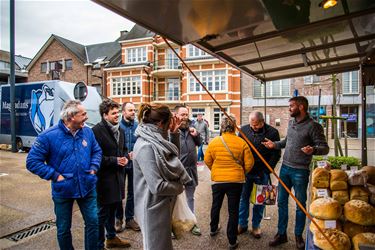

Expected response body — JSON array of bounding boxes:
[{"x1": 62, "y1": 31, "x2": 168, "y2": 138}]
[{"x1": 133, "y1": 103, "x2": 192, "y2": 250}]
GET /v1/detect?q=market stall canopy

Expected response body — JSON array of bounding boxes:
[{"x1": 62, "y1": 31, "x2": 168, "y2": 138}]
[{"x1": 93, "y1": 0, "x2": 375, "y2": 82}]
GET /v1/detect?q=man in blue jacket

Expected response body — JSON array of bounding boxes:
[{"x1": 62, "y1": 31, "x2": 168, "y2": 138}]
[
  {"x1": 26, "y1": 100, "x2": 102, "y2": 250},
  {"x1": 115, "y1": 102, "x2": 140, "y2": 232}
]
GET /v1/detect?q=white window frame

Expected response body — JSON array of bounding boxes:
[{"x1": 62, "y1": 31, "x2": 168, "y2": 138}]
[
  {"x1": 213, "y1": 107, "x2": 227, "y2": 131},
  {"x1": 253, "y1": 79, "x2": 290, "y2": 98},
  {"x1": 188, "y1": 70, "x2": 227, "y2": 93},
  {"x1": 126, "y1": 46, "x2": 147, "y2": 64},
  {"x1": 186, "y1": 44, "x2": 209, "y2": 58},
  {"x1": 342, "y1": 71, "x2": 359, "y2": 95},
  {"x1": 111, "y1": 76, "x2": 142, "y2": 97},
  {"x1": 166, "y1": 78, "x2": 180, "y2": 101},
  {"x1": 304, "y1": 75, "x2": 320, "y2": 84}
]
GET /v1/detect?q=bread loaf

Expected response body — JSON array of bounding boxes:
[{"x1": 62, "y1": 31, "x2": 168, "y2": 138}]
[
  {"x1": 310, "y1": 198, "x2": 342, "y2": 220},
  {"x1": 332, "y1": 190, "x2": 349, "y2": 205},
  {"x1": 350, "y1": 186, "x2": 370, "y2": 202},
  {"x1": 313, "y1": 228, "x2": 351, "y2": 250},
  {"x1": 343, "y1": 221, "x2": 375, "y2": 238},
  {"x1": 330, "y1": 169, "x2": 348, "y2": 191},
  {"x1": 352, "y1": 233, "x2": 375, "y2": 250},
  {"x1": 313, "y1": 168, "x2": 330, "y2": 188},
  {"x1": 362, "y1": 166, "x2": 375, "y2": 185},
  {"x1": 344, "y1": 200, "x2": 375, "y2": 226},
  {"x1": 310, "y1": 218, "x2": 342, "y2": 235}
]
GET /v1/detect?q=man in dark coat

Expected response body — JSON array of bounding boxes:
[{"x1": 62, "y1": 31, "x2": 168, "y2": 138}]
[
  {"x1": 175, "y1": 105, "x2": 202, "y2": 236},
  {"x1": 237, "y1": 111, "x2": 281, "y2": 239},
  {"x1": 92, "y1": 99, "x2": 131, "y2": 249}
]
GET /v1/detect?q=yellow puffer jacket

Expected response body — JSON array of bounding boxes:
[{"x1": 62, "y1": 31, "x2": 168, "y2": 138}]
[{"x1": 205, "y1": 132, "x2": 254, "y2": 182}]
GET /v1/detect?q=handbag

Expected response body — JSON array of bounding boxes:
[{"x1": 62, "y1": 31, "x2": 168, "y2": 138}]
[
  {"x1": 172, "y1": 191, "x2": 197, "y2": 237},
  {"x1": 250, "y1": 178, "x2": 278, "y2": 205},
  {"x1": 220, "y1": 136, "x2": 243, "y2": 166}
]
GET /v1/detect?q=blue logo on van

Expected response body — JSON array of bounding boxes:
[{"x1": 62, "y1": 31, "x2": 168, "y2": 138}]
[{"x1": 29, "y1": 84, "x2": 55, "y2": 134}]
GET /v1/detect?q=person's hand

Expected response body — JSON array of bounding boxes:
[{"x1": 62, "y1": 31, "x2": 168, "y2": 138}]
[
  {"x1": 57, "y1": 175, "x2": 65, "y2": 182},
  {"x1": 301, "y1": 145, "x2": 314, "y2": 155},
  {"x1": 128, "y1": 151, "x2": 133, "y2": 160},
  {"x1": 189, "y1": 127, "x2": 198, "y2": 136},
  {"x1": 117, "y1": 157, "x2": 128, "y2": 167},
  {"x1": 90, "y1": 170, "x2": 96, "y2": 175},
  {"x1": 262, "y1": 138, "x2": 275, "y2": 149},
  {"x1": 169, "y1": 115, "x2": 183, "y2": 133}
]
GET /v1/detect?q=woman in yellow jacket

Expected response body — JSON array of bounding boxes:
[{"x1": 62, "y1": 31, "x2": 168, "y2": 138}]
[{"x1": 205, "y1": 114, "x2": 254, "y2": 250}]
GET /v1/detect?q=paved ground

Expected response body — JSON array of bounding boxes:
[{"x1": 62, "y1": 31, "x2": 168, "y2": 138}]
[{"x1": 0, "y1": 138, "x2": 373, "y2": 249}]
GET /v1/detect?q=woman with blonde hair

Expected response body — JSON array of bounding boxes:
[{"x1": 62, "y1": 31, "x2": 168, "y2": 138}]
[
  {"x1": 133, "y1": 103, "x2": 191, "y2": 250},
  {"x1": 205, "y1": 114, "x2": 254, "y2": 250}
]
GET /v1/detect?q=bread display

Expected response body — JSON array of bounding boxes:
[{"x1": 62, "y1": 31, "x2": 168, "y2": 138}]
[
  {"x1": 330, "y1": 170, "x2": 348, "y2": 191},
  {"x1": 313, "y1": 228, "x2": 351, "y2": 250},
  {"x1": 350, "y1": 186, "x2": 370, "y2": 202},
  {"x1": 332, "y1": 190, "x2": 349, "y2": 205},
  {"x1": 352, "y1": 233, "x2": 375, "y2": 250},
  {"x1": 312, "y1": 168, "x2": 330, "y2": 188},
  {"x1": 310, "y1": 218, "x2": 342, "y2": 235},
  {"x1": 344, "y1": 200, "x2": 375, "y2": 226},
  {"x1": 348, "y1": 170, "x2": 367, "y2": 186},
  {"x1": 310, "y1": 198, "x2": 342, "y2": 220},
  {"x1": 362, "y1": 166, "x2": 375, "y2": 185},
  {"x1": 343, "y1": 221, "x2": 375, "y2": 238}
]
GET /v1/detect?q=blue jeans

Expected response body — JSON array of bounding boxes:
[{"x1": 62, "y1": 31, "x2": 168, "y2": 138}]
[
  {"x1": 53, "y1": 189, "x2": 98, "y2": 250},
  {"x1": 277, "y1": 164, "x2": 310, "y2": 236},
  {"x1": 98, "y1": 203, "x2": 117, "y2": 249},
  {"x1": 185, "y1": 185, "x2": 196, "y2": 213},
  {"x1": 197, "y1": 144, "x2": 204, "y2": 162},
  {"x1": 238, "y1": 173, "x2": 269, "y2": 229},
  {"x1": 115, "y1": 167, "x2": 134, "y2": 222}
]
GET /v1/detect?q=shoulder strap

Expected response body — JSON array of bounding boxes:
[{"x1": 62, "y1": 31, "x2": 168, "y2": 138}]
[{"x1": 220, "y1": 136, "x2": 243, "y2": 166}]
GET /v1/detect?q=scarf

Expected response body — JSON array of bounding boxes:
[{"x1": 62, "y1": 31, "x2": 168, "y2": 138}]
[
  {"x1": 105, "y1": 120, "x2": 120, "y2": 143},
  {"x1": 135, "y1": 123, "x2": 191, "y2": 184}
]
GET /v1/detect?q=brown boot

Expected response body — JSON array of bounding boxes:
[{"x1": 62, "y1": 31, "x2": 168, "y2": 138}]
[
  {"x1": 269, "y1": 233, "x2": 288, "y2": 247},
  {"x1": 295, "y1": 235, "x2": 305, "y2": 250},
  {"x1": 125, "y1": 219, "x2": 140, "y2": 231},
  {"x1": 237, "y1": 226, "x2": 248, "y2": 235},
  {"x1": 105, "y1": 236, "x2": 131, "y2": 248},
  {"x1": 115, "y1": 219, "x2": 124, "y2": 233},
  {"x1": 251, "y1": 227, "x2": 262, "y2": 239}
]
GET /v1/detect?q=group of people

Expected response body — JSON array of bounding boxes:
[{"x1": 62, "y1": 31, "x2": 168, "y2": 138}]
[{"x1": 26, "y1": 95, "x2": 329, "y2": 250}]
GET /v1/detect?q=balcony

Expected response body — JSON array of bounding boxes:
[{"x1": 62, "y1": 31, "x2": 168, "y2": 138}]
[{"x1": 151, "y1": 59, "x2": 183, "y2": 77}]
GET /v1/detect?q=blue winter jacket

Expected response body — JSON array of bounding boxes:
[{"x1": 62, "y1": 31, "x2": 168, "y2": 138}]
[
  {"x1": 26, "y1": 119, "x2": 102, "y2": 199},
  {"x1": 120, "y1": 118, "x2": 138, "y2": 169}
]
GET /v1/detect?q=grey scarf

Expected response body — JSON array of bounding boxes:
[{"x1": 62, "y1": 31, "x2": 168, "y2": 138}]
[
  {"x1": 135, "y1": 123, "x2": 191, "y2": 184},
  {"x1": 106, "y1": 120, "x2": 120, "y2": 143}
]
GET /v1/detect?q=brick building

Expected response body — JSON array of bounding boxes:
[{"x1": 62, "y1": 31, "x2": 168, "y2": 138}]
[
  {"x1": 242, "y1": 72, "x2": 375, "y2": 139},
  {"x1": 26, "y1": 34, "x2": 121, "y2": 95},
  {"x1": 0, "y1": 50, "x2": 31, "y2": 84},
  {"x1": 105, "y1": 25, "x2": 242, "y2": 133}
]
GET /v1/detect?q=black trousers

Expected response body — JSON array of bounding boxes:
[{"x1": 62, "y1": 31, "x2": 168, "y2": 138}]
[{"x1": 210, "y1": 183, "x2": 243, "y2": 245}]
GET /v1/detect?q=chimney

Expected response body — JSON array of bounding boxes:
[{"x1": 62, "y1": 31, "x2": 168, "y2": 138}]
[{"x1": 120, "y1": 30, "x2": 128, "y2": 37}]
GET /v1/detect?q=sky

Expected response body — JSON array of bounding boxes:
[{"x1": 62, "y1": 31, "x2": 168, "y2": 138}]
[{"x1": 0, "y1": 0, "x2": 135, "y2": 59}]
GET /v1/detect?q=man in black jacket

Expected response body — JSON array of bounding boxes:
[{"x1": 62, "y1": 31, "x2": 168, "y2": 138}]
[
  {"x1": 237, "y1": 111, "x2": 281, "y2": 239},
  {"x1": 93, "y1": 99, "x2": 131, "y2": 249}
]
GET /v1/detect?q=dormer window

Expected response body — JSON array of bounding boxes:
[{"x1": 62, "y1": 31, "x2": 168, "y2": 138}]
[{"x1": 126, "y1": 46, "x2": 147, "y2": 64}]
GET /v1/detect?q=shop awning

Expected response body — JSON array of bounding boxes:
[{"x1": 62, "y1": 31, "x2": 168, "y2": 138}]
[{"x1": 92, "y1": 0, "x2": 375, "y2": 83}]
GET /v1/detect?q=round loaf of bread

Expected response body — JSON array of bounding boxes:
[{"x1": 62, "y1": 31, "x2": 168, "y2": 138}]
[
  {"x1": 331, "y1": 181, "x2": 348, "y2": 191},
  {"x1": 313, "y1": 228, "x2": 351, "y2": 250},
  {"x1": 343, "y1": 221, "x2": 375, "y2": 238},
  {"x1": 331, "y1": 169, "x2": 348, "y2": 182},
  {"x1": 350, "y1": 186, "x2": 370, "y2": 203},
  {"x1": 312, "y1": 168, "x2": 330, "y2": 188},
  {"x1": 332, "y1": 190, "x2": 349, "y2": 205},
  {"x1": 352, "y1": 233, "x2": 375, "y2": 250},
  {"x1": 362, "y1": 166, "x2": 375, "y2": 185},
  {"x1": 310, "y1": 218, "x2": 342, "y2": 235},
  {"x1": 310, "y1": 198, "x2": 342, "y2": 220},
  {"x1": 344, "y1": 200, "x2": 375, "y2": 226}
]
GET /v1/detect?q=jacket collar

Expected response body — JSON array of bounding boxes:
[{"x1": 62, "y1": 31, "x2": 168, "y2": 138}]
[{"x1": 58, "y1": 119, "x2": 82, "y2": 137}]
